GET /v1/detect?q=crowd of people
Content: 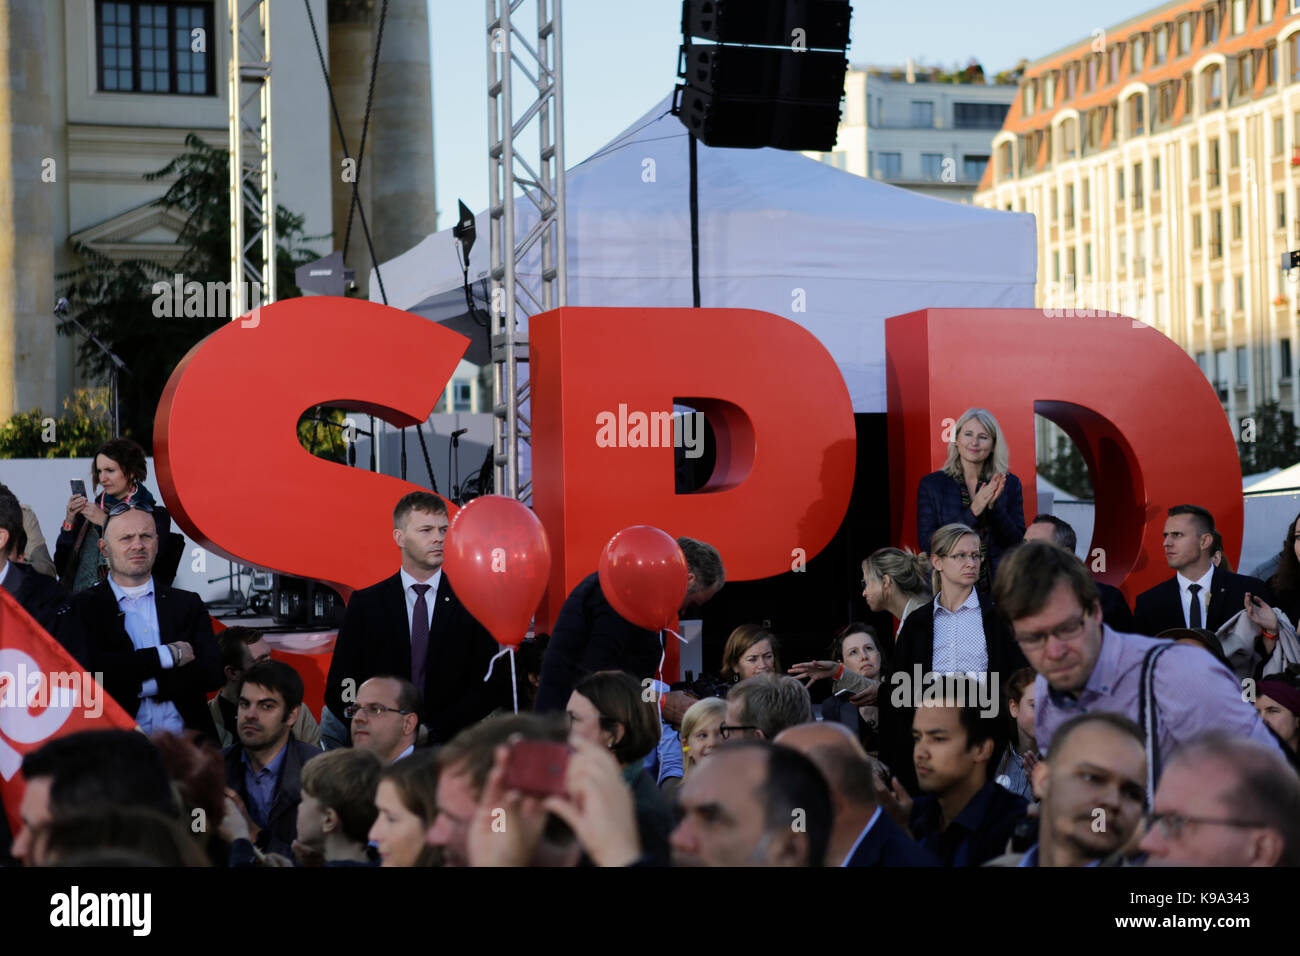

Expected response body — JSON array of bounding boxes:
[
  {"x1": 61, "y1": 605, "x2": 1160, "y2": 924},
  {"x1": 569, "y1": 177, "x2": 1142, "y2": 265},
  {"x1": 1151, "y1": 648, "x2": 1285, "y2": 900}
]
[{"x1": 3, "y1": 412, "x2": 1300, "y2": 867}]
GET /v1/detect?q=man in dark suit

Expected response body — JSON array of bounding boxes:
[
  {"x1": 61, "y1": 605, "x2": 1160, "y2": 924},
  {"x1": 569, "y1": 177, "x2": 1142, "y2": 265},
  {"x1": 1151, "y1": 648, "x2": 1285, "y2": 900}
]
[
  {"x1": 776, "y1": 722, "x2": 938, "y2": 867},
  {"x1": 1134, "y1": 504, "x2": 1274, "y2": 636},
  {"x1": 0, "y1": 494, "x2": 67, "y2": 635},
  {"x1": 534, "y1": 537, "x2": 725, "y2": 713},
  {"x1": 324, "y1": 491, "x2": 504, "y2": 747},
  {"x1": 1024, "y1": 514, "x2": 1136, "y2": 632},
  {"x1": 221, "y1": 659, "x2": 321, "y2": 861},
  {"x1": 57, "y1": 504, "x2": 222, "y2": 738}
]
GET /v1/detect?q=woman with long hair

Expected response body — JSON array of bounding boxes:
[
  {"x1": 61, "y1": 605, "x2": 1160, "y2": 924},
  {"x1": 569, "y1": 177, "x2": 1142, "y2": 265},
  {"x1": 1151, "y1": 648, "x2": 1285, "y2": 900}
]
[
  {"x1": 862, "y1": 546, "x2": 933, "y2": 639},
  {"x1": 916, "y1": 408, "x2": 1025, "y2": 588},
  {"x1": 370, "y1": 751, "x2": 440, "y2": 867}
]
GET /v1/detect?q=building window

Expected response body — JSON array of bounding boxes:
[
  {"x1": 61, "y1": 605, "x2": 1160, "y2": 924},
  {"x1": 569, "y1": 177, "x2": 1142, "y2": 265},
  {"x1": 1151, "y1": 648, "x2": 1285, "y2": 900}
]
[
  {"x1": 1053, "y1": 251, "x2": 1061, "y2": 282},
  {"x1": 1208, "y1": 137, "x2": 1221, "y2": 187},
  {"x1": 1133, "y1": 161, "x2": 1144, "y2": 209},
  {"x1": 1282, "y1": 338, "x2": 1293, "y2": 378},
  {"x1": 1050, "y1": 187, "x2": 1059, "y2": 222},
  {"x1": 954, "y1": 102, "x2": 1008, "y2": 129},
  {"x1": 1065, "y1": 183, "x2": 1075, "y2": 227},
  {"x1": 1066, "y1": 64, "x2": 1077, "y2": 100},
  {"x1": 1262, "y1": 0, "x2": 1275, "y2": 23},
  {"x1": 963, "y1": 155, "x2": 989, "y2": 182},
  {"x1": 1083, "y1": 178, "x2": 1090, "y2": 211},
  {"x1": 1044, "y1": 73, "x2": 1056, "y2": 108},
  {"x1": 1233, "y1": 202, "x2": 1243, "y2": 238},
  {"x1": 1235, "y1": 53, "x2": 1252, "y2": 100},
  {"x1": 1023, "y1": 82, "x2": 1035, "y2": 116},
  {"x1": 1153, "y1": 156, "x2": 1161, "y2": 191},
  {"x1": 1232, "y1": 0, "x2": 1247, "y2": 34},
  {"x1": 1117, "y1": 167, "x2": 1126, "y2": 201},
  {"x1": 1193, "y1": 213, "x2": 1203, "y2": 249},
  {"x1": 1190, "y1": 142, "x2": 1200, "y2": 180},
  {"x1": 1230, "y1": 130, "x2": 1240, "y2": 167},
  {"x1": 1276, "y1": 116, "x2": 1286, "y2": 155},
  {"x1": 453, "y1": 381, "x2": 473, "y2": 412},
  {"x1": 1131, "y1": 35, "x2": 1146, "y2": 73},
  {"x1": 1214, "y1": 350, "x2": 1227, "y2": 392},
  {"x1": 1084, "y1": 242, "x2": 1093, "y2": 275},
  {"x1": 1157, "y1": 80, "x2": 1178, "y2": 124},
  {"x1": 1154, "y1": 222, "x2": 1164, "y2": 259},
  {"x1": 1109, "y1": 46, "x2": 1121, "y2": 84},
  {"x1": 1291, "y1": 34, "x2": 1300, "y2": 83},
  {"x1": 877, "y1": 152, "x2": 902, "y2": 179},
  {"x1": 1205, "y1": 5, "x2": 1219, "y2": 43},
  {"x1": 1135, "y1": 227, "x2": 1146, "y2": 273},
  {"x1": 1211, "y1": 208, "x2": 1223, "y2": 257},
  {"x1": 1235, "y1": 274, "x2": 1245, "y2": 312},
  {"x1": 921, "y1": 153, "x2": 944, "y2": 180},
  {"x1": 1119, "y1": 232, "x2": 1128, "y2": 267},
  {"x1": 1235, "y1": 346, "x2": 1248, "y2": 385},
  {"x1": 1128, "y1": 94, "x2": 1144, "y2": 136},
  {"x1": 1265, "y1": 43, "x2": 1278, "y2": 87},
  {"x1": 1087, "y1": 55, "x2": 1098, "y2": 90},
  {"x1": 1062, "y1": 119, "x2": 1077, "y2": 159},
  {"x1": 998, "y1": 141, "x2": 1014, "y2": 180},
  {"x1": 1155, "y1": 24, "x2": 1169, "y2": 64},
  {"x1": 1197, "y1": 351, "x2": 1209, "y2": 377},
  {"x1": 1196, "y1": 284, "x2": 1205, "y2": 316},
  {"x1": 1205, "y1": 65, "x2": 1223, "y2": 110},
  {"x1": 1279, "y1": 190, "x2": 1287, "y2": 229},
  {"x1": 911, "y1": 100, "x2": 934, "y2": 127},
  {"x1": 96, "y1": 1, "x2": 215, "y2": 95},
  {"x1": 1214, "y1": 281, "x2": 1225, "y2": 325}
]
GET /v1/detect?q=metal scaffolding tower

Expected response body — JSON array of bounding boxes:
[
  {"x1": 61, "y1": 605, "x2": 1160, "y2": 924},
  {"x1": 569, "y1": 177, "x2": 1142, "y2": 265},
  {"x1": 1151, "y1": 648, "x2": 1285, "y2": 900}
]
[
  {"x1": 228, "y1": 0, "x2": 276, "y2": 319},
  {"x1": 486, "y1": 0, "x2": 568, "y2": 501}
]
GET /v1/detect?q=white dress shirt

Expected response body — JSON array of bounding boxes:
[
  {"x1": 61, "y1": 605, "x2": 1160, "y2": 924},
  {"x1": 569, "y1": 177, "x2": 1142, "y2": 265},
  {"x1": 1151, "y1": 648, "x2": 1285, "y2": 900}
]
[
  {"x1": 1176, "y1": 566, "x2": 1215, "y2": 628},
  {"x1": 0, "y1": 560, "x2": 9, "y2": 588},
  {"x1": 400, "y1": 566, "x2": 442, "y2": 638},
  {"x1": 931, "y1": 589, "x2": 989, "y2": 675},
  {"x1": 107, "y1": 575, "x2": 184, "y2": 735}
]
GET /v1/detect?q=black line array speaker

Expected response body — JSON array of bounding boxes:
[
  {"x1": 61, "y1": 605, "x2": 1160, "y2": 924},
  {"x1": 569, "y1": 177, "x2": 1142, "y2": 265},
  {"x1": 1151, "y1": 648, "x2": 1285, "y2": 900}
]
[{"x1": 673, "y1": 0, "x2": 851, "y2": 151}]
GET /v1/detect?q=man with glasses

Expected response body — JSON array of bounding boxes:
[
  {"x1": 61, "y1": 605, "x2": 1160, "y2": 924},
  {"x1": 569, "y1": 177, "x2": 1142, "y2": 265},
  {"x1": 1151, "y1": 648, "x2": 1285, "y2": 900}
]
[
  {"x1": 348, "y1": 676, "x2": 421, "y2": 763},
  {"x1": 723, "y1": 674, "x2": 812, "y2": 742},
  {"x1": 993, "y1": 541, "x2": 1278, "y2": 787},
  {"x1": 1139, "y1": 731, "x2": 1300, "y2": 866},
  {"x1": 60, "y1": 503, "x2": 222, "y2": 738}
]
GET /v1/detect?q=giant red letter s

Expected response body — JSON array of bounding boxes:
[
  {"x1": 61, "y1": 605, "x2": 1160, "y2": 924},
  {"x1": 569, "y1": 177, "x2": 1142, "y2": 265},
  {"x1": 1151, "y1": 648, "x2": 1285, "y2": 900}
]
[
  {"x1": 154, "y1": 297, "x2": 469, "y2": 599},
  {"x1": 887, "y1": 308, "x2": 1242, "y2": 600},
  {"x1": 530, "y1": 306, "x2": 857, "y2": 628}
]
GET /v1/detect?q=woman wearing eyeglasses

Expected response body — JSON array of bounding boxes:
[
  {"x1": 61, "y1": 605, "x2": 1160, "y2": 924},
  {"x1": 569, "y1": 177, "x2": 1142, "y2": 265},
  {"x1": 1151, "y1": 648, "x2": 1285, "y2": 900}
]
[
  {"x1": 916, "y1": 408, "x2": 1024, "y2": 589},
  {"x1": 55, "y1": 437, "x2": 172, "y2": 593},
  {"x1": 566, "y1": 671, "x2": 675, "y2": 863},
  {"x1": 876, "y1": 523, "x2": 1028, "y2": 797}
]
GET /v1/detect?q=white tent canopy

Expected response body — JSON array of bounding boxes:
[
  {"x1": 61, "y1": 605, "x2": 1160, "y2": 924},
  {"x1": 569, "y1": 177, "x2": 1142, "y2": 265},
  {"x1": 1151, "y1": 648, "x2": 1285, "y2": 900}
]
[{"x1": 373, "y1": 94, "x2": 1037, "y2": 412}]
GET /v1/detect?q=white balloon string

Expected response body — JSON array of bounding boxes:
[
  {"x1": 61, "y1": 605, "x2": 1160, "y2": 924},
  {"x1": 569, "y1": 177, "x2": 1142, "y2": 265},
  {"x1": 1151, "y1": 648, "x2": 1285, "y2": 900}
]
[
  {"x1": 509, "y1": 647, "x2": 518, "y2": 715},
  {"x1": 482, "y1": 644, "x2": 509, "y2": 683}
]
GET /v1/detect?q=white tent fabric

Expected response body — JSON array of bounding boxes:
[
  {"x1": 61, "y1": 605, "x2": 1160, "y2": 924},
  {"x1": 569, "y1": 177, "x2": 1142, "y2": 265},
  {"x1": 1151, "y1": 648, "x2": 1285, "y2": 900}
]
[{"x1": 373, "y1": 94, "x2": 1037, "y2": 412}]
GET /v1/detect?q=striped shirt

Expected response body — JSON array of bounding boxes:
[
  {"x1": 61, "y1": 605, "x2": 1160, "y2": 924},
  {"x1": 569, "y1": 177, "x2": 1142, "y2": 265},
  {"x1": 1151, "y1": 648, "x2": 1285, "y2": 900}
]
[{"x1": 931, "y1": 590, "x2": 989, "y2": 676}]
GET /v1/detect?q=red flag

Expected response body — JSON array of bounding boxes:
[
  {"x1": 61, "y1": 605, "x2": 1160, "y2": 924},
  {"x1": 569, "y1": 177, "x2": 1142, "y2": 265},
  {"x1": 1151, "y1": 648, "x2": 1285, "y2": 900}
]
[{"x1": 0, "y1": 588, "x2": 136, "y2": 835}]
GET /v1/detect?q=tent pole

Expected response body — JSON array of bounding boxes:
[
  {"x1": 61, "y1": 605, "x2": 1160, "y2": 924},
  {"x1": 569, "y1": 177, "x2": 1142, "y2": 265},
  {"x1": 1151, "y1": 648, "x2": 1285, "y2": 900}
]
[{"x1": 689, "y1": 134, "x2": 701, "y2": 308}]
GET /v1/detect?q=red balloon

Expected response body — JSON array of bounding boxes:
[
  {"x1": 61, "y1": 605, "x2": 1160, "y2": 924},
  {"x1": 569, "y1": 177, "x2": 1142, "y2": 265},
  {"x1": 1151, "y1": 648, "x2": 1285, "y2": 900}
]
[
  {"x1": 443, "y1": 495, "x2": 552, "y2": 648},
  {"x1": 598, "y1": 526, "x2": 688, "y2": 632}
]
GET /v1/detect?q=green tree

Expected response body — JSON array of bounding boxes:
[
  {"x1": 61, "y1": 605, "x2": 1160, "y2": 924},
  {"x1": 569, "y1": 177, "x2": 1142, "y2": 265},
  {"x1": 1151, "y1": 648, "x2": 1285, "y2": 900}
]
[
  {"x1": 55, "y1": 134, "x2": 323, "y2": 450},
  {"x1": 1038, "y1": 434, "x2": 1093, "y2": 499},
  {"x1": 1237, "y1": 399, "x2": 1300, "y2": 474},
  {"x1": 0, "y1": 388, "x2": 112, "y2": 457}
]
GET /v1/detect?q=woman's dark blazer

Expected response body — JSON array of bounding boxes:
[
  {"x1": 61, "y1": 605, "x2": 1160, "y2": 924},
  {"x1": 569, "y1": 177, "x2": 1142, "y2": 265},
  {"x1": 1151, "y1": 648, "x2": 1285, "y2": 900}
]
[
  {"x1": 876, "y1": 593, "x2": 1028, "y2": 797},
  {"x1": 916, "y1": 470, "x2": 1025, "y2": 573}
]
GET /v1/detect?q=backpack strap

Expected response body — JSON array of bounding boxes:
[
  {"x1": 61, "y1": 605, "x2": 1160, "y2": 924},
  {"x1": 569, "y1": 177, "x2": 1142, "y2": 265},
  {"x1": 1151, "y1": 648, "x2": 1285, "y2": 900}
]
[{"x1": 1137, "y1": 642, "x2": 1177, "y2": 808}]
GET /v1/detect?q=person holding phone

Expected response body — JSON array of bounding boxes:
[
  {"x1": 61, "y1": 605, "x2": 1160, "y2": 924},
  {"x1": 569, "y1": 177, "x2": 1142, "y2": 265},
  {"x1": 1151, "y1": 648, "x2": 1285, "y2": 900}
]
[{"x1": 55, "y1": 438, "x2": 172, "y2": 593}]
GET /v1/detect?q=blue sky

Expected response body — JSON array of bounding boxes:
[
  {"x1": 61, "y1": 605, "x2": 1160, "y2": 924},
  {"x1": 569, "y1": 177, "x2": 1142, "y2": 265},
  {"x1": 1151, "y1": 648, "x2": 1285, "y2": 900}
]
[{"x1": 428, "y1": 0, "x2": 1151, "y2": 230}]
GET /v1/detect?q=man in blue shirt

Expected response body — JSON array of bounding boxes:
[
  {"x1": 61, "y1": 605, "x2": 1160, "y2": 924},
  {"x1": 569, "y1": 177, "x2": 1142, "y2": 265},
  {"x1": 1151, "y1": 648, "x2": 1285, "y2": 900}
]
[
  {"x1": 222, "y1": 659, "x2": 321, "y2": 860},
  {"x1": 987, "y1": 711, "x2": 1147, "y2": 866},
  {"x1": 905, "y1": 679, "x2": 1027, "y2": 866}
]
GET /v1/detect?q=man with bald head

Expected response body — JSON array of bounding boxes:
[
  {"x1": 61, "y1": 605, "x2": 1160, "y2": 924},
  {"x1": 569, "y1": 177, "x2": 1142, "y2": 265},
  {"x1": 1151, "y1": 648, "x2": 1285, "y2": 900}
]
[
  {"x1": 349, "y1": 676, "x2": 421, "y2": 763},
  {"x1": 987, "y1": 711, "x2": 1147, "y2": 866},
  {"x1": 60, "y1": 504, "x2": 222, "y2": 737},
  {"x1": 776, "y1": 722, "x2": 938, "y2": 867},
  {"x1": 669, "y1": 741, "x2": 831, "y2": 866}
]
